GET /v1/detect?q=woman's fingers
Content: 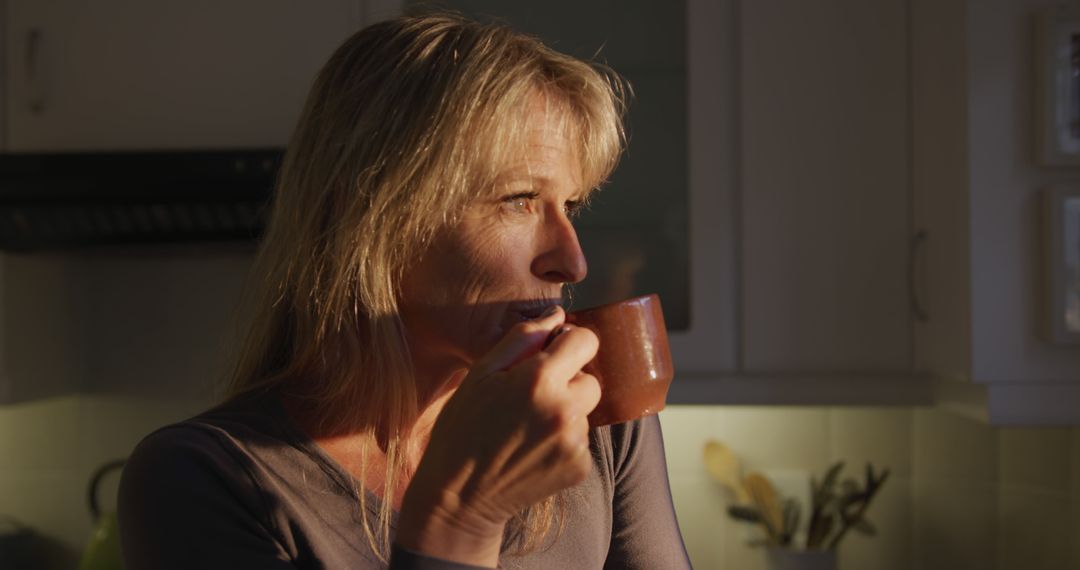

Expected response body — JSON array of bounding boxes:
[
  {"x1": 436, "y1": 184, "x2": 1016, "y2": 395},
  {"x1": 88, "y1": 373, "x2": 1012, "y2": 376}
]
[
  {"x1": 467, "y1": 306, "x2": 566, "y2": 381},
  {"x1": 400, "y1": 312, "x2": 605, "y2": 560},
  {"x1": 566, "y1": 371, "x2": 601, "y2": 418},
  {"x1": 538, "y1": 325, "x2": 599, "y2": 388}
]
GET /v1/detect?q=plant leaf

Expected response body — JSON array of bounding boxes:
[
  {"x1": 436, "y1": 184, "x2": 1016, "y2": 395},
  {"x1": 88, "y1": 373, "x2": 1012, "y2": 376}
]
[
  {"x1": 727, "y1": 505, "x2": 763, "y2": 523},
  {"x1": 813, "y1": 462, "x2": 844, "y2": 507},
  {"x1": 807, "y1": 512, "x2": 834, "y2": 549},
  {"x1": 823, "y1": 462, "x2": 845, "y2": 490},
  {"x1": 853, "y1": 518, "x2": 877, "y2": 536},
  {"x1": 838, "y1": 491, "x2": 865, "y2": 509}
]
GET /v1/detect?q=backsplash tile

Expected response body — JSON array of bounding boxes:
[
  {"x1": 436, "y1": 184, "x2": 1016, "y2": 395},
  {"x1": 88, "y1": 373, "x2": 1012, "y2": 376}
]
[
  {"x1": 1072, "y1": 495, "x2": 1080, "y2": 570},
  {"x1": 1073, "y1": 428, "x2": 1080, "y2": 497},
  {"x1": 0, "y1": 396, "x2": 81, "y2": 470},
  {"x1": 716, "y1": 509, "x2": 768, "y2": 570},
  {"x1": 0, "y1": 394, "x2": 213, "y2": 562},
  {"x1": 665, "y1": 405, "x2": 1078, "y2": 569},
  {"x1": 1073, "y1": 428, "x2": 1080, "y2": 568},
  {"x1": 912, "y1": 480, "x2": 997, "y2": 570},
  {"x1": 828, "y1": 408, "x2": 913, "y2": 478},
  {"x1": 998, "y1": 488, "x2": 1073, "y2": 570},
  {"x1": 914, "y1": 408, "x2": 998, "y2": 484},
  {"x1": 998, "y1": 427, "x2": 1072, "y2": 493},
  {"x1": 0, "y1": 470, "x2": 85, "y2": 565},
  {"x1": 707, "y1": 407, "x2": 831, "y2": 473},
  {"x1": 667, "y1": 472, "x2": 727, "y2": 570},
  {"x1": 658, "y1": 407, "x2": 718, "y2": 482}
]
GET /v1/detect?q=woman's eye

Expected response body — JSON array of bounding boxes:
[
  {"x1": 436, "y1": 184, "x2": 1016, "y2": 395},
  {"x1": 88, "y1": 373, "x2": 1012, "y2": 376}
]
[
  {"x1": 564, "y1": 200, "x2": 584, "y2": 218},
  {"x1": 501, "y1": 192, "x2": 538, "y2": 213}
]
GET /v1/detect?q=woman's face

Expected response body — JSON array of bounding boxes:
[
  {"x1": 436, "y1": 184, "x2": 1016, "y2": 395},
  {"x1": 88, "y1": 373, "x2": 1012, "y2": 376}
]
[{"x1": 399, "y1": 98, "x2": 590, "y2": 369}]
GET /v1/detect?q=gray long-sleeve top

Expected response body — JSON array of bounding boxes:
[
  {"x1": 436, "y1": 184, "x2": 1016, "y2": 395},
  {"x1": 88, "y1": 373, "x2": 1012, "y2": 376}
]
[{"x1": 117, "y1": 389, "x2": 692, "y2": 569}]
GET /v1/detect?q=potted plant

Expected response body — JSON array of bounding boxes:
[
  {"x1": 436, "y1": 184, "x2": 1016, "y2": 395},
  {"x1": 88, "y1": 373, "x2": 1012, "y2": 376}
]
[{"x1": 704, "y1": 441, "x2": 889, "y2": 570}]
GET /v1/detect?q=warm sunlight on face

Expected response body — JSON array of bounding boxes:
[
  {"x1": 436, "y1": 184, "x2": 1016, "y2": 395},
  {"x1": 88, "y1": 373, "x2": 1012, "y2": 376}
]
[{"x1": 399, "y1": 94, "x2": 591, "y2": 370}]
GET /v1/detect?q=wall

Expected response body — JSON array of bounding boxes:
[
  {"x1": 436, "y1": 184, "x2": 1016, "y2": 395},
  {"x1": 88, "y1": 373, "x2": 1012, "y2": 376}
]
[
  {"x1": 661, "y1": 406, "x2": 1080, "y2": 570},
  {"x1": 0, "y1": 394, "x2": 207, "y2": 567}
]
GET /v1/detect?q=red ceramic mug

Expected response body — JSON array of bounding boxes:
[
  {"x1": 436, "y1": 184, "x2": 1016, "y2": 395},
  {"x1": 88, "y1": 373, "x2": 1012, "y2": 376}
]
[{"x1": 565, "y1": 294, "x2": 674, "y2": 427}]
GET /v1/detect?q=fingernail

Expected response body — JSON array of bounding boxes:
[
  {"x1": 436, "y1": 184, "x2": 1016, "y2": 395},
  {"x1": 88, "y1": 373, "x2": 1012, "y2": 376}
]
[{"x1": 543, "y1": 325, "x2": 571, "y2": 348}]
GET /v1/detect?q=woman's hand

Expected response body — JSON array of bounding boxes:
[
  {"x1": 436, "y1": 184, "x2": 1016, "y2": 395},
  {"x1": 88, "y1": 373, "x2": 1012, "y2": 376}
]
[{"x1": 395, "y1": 306, "x2": 600, "y2": 567}]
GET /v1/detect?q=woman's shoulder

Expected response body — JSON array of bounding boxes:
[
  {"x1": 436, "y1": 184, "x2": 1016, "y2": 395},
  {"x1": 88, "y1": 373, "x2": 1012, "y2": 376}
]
[
  {"x1": 116, "y1": 391, "x2": 314, "y2": 567},
  {"x1": 128, "y1": 390, "x2": 284, "y2": 463},
  {"x1": 124, "y1": 416, "x2": 249, "y2": 477},
  {"x1": 595, "y1": 414, "x2": 663, "y2": 479},
  {"x1": 121, "y1": 421, "x2": 254, "y2": 508},
  {"x1": 120, "y1": 389, "x2": 304, "y2": 511}
]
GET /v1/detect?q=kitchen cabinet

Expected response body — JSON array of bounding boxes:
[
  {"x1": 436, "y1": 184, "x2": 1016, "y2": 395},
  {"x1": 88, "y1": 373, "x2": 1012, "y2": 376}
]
[
  {"x1": 738, "y1": 0, "x2": 911, "y2": 374},
  {"x1": 687, "y1": 0, "x2": 930, "y2": 405},
  {"x1": 0, "y1": 1, "x2": 7, "y2": 150},
  {"x1": 911, "y1": 0, "x2": 1080, "y2": 424},
  {"x1": 677, "y1": 0, "x2": 929, "y2": 406},
  {"x1": 2, "y1": 0, "x2": 371, "y2": 150}
]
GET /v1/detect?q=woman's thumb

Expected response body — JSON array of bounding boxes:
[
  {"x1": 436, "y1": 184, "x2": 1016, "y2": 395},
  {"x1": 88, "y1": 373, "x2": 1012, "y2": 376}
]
[{"x1": 467, "y1": 305, "x2": 564, "y2": 381}]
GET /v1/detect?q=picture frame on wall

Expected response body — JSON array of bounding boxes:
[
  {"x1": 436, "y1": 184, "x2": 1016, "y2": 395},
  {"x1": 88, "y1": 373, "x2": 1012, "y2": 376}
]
[
  {"x1": 1035, "y1": 7, "x2": 1080, "y2": 166},
  {"x1": 1042, "y1": 186, "x2": 1080, "y2": 344}
]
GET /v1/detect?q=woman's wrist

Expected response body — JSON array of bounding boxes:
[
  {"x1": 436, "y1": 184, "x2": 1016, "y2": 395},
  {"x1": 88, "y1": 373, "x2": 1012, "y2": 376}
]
[{"x1": 396, "y1": 485, "x2": 506, "y2": 567}]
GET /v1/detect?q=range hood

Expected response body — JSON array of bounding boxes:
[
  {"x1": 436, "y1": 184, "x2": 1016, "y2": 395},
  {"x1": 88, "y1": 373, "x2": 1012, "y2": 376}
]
[{"x1": 0, "y1": 149, "x2": 282, "y2": 252}]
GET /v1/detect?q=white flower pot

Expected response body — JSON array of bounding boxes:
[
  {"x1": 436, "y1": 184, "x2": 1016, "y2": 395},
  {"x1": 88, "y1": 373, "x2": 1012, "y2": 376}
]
[{"x1": 765, "y1": 548, "x2": 838, "y2": 570}]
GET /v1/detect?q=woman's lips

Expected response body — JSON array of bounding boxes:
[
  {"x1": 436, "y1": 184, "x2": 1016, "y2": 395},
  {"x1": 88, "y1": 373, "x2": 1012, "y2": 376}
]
[{"x1": 513, "y1": 300, "x2": 561, "y2": 321}]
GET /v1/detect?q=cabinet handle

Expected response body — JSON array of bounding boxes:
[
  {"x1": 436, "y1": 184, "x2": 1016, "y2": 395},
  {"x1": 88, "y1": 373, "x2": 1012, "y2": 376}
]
[
  {"x1": 25, "y1": 28, "x2": 45, "y2": 114},
  {"x1": 909, "y1": 230, "x2": 929, "y2": 322}
]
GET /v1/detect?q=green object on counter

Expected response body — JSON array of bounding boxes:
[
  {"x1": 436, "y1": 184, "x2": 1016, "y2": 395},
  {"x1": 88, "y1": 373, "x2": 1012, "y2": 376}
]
[
  {"x1": 78, "y1": 459, "x2": 125, "y2": 570},
  {"x1": 78, "y1": 511, "x2": 121, "y2": 570}
]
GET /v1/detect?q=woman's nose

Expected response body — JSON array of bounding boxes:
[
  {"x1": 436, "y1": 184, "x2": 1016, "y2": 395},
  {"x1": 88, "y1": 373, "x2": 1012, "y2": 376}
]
[{"x1": 531, "y1": 212, "x2": 588, "y2": 284}]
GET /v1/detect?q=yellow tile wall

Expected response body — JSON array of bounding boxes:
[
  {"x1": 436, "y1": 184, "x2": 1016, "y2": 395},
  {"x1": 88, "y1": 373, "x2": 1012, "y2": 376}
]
[{"x1": 659, "y1": 406, "x2": 1080, "y2": 570}]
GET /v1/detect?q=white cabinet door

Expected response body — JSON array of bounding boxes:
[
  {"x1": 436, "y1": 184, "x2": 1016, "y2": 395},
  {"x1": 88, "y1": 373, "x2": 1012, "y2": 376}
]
[
  {"x1": 739, "y1": 0, "x2": 911, "y2": 373},
  {"x1": 4, "y1": 0, "x2": 364, "y2": 150}
]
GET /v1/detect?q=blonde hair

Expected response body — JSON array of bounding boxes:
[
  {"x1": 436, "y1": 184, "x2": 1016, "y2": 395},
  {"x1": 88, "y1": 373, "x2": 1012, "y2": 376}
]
[{"x1": 227, "y1": 12, "x2": 627, "y2": 560}]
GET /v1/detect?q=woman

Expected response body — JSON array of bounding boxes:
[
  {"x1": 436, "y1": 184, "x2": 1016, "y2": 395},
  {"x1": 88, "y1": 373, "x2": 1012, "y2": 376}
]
[{"x1": 118, "y1": 13, "x2": 691, "y2": 569}]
